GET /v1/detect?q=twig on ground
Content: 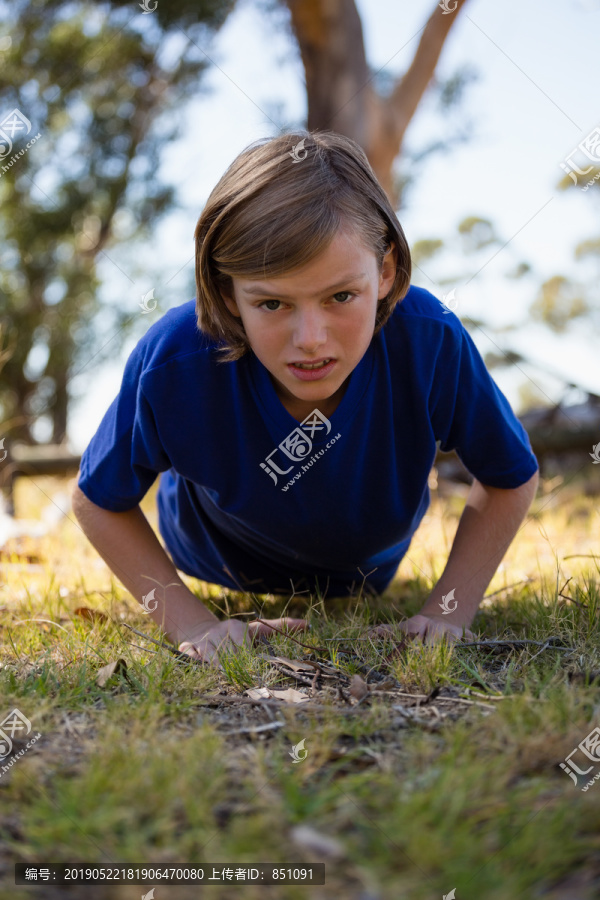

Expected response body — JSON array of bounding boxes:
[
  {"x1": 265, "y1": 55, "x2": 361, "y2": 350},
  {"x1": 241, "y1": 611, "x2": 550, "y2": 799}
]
[
  {"x1": 120, "y1": 623, "x2": 175, "y2": 649},
  {"x1": 560, "y1": 577, "x2": 573, "y2": 594},
  {"x1": 462, "y1": 690, "x2": 508, "y2": 701},
  {"x1": 379, "y1": 689, "x2": 428, "y2": 700},
  {"x1": 122, "y1": 640, "x2": 159, "y2": 656},
  {"x1": 120, "y1": 623, "x2": 205, "y2": 667},
  {"x1": 455, "y1": 638, "x2": 574, "y2": 651},
  {"x1": 557, "y1": 577, "x2": 588, "y2": 609},
  {"x1": 219, "y1": 721, "x2": 286, "y2": 737},
  {"x1": 558, "y1": 593, "x2": 586, "y2": 609},
  {"x1": 275, "y1": 669, "x2": 321, "y2": 689},
  {"x1": 445, "y1": 695, "x2": 496, "y2": 710}
]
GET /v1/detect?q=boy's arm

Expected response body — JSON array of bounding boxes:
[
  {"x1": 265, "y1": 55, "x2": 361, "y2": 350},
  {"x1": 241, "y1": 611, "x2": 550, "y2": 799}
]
[
  {"x1": 71, "y1": 484, "x2": 310, "y2": 665},
  {"x1": 371, "y1": 470, "x2": 539, "y2": 644},
  {"x1": 71, "y1": 483, "x2": 219, "y2": 646},
  {"x1": 419, "y1": 469, "x2": 539, "y2": 626}
]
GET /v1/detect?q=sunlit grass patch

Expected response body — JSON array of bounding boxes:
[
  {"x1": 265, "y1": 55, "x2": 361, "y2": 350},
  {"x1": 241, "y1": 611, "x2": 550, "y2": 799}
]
[{"x1": 1, "y1": 473, "x2": 600, "y2": 897}]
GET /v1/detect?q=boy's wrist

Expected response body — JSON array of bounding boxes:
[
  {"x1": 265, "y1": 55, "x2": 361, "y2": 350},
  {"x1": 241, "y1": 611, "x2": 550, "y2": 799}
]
[
  {"x1": 149, "y1": 583, "x2": 219, "y2": 646},
  {"x1": 173, "y1": 614, "x2": 220, "y2": 647},
  {"x1": 418, "y1": 603, "x2": 475, "y2": 630},
  {"x1": 175, "y1": 610, "x2": 220, "y2": 645}
]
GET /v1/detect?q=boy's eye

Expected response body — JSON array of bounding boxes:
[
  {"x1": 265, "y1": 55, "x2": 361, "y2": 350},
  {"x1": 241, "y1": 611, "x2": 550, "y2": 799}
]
[{"x1": 258, "y1": 291, "x2": 354, "y2": 311}]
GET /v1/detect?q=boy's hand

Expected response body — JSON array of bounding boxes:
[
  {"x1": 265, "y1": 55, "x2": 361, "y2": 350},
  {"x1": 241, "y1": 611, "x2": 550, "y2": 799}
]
[
  {"x1": 178, "y1": 617, "x2": 309, "y2": 669},
  {"x1": 368, "y1": 614, "x2": 474, "y2": 647}
]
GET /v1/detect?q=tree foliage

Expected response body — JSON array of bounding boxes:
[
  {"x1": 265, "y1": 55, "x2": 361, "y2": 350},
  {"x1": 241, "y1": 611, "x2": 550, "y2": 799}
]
[{"x1": 0, "y1": 0, "x2": 236, "y2": 443}]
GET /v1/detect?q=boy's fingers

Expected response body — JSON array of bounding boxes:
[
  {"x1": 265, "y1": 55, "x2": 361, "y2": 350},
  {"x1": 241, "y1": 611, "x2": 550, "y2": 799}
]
[
  {"x1": 367, "y1": 624, "x2": 396, "y2": 638},
  {"x1": 249, "y1": 617, "x2": 309, "y2": 637},
  {"x1": 398, "y1": 621, "x2": 428, "y2": 640},
  {"x1": 422, "y1": 624, "x2": 474, "y2": 645},
  {"x1": 278, "y1": 617, "x2": 309, "y2": 632},
  {"x1": 178, "y1": 641, "x2": 201, "y2": 657},
  {"x1": 178, "y1": 636, "x2": 240, "y2": 669}
]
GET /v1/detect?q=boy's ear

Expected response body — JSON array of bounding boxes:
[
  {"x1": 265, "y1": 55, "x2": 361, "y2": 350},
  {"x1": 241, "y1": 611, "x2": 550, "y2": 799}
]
[
  {"x1": 378, "y1": 241, "x2": 398, "y2": 298},
  {"x1": 221, "y1": 289, "x2": 241, "y2": 318}
]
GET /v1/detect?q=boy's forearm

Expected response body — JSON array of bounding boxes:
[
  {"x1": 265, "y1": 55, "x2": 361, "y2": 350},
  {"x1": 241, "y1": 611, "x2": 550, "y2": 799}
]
[
  {"x1": 71, "y1": 484, "x2": 218, "y2": 645},
  {"x1": 419, "y1": 470, "x2": 539, "y2": 627}
]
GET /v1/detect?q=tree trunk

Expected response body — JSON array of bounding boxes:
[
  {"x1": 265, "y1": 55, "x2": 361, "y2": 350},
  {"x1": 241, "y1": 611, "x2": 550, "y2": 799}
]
[
  {"x1": 518, "y1": 401, "x2": 600, "y2": 458},
  {"x1": 285, "y1": 0, "x2": 469, "y2": 206}
]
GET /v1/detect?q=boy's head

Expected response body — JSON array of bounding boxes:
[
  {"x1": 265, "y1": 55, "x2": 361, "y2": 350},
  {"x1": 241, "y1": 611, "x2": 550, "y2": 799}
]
[
  {"x1": 194, "y1": 131, "x2": 411, "y2": 415},
  {"x1": 195, "y1": 131, "x2": 411, "y2": 353}
]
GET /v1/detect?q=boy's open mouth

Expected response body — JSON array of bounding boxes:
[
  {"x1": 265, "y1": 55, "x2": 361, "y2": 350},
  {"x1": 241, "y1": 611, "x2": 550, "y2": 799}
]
[
  {"x1": 287, "y1": 358, "x2": 336, "y2": 380},
  {"x1": 290, "y1": 358, "x2": 333, "y2": 370}
]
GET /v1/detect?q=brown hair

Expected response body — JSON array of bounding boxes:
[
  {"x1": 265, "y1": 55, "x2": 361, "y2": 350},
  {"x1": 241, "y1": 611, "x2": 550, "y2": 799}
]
[{"x1": 194, "y1": 130, "x2": 411, "y2": 362}]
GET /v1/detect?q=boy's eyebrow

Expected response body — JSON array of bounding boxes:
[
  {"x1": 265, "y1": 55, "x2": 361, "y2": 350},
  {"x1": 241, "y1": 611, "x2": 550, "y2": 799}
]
[{"x1": 241, "y1": 273, "x2": 367, "y2": 298}]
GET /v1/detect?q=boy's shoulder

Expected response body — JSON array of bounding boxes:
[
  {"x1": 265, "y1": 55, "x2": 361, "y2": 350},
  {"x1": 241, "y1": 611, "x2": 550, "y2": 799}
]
[
  {"x1": 391, "y1": 284, "x2": 460, "y2": 328},
  {"x1": 133, "y1": 299, "x2": 219, "y2": 375},
  {"x1": 384, "y1": 284, "x2": 464, "y2": 349}
]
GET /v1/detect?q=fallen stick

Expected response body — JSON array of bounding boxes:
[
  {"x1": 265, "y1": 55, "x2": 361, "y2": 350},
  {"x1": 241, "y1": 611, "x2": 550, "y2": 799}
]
[
  {"x1": 120, "y1": 623, "x2": 205, "y2": 666},
  {"x1": 219, "y1": 721, "x2": 286, "y2": 737}
]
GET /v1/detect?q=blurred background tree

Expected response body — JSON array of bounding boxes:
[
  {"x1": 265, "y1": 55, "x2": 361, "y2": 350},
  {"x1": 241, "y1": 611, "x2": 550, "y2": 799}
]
[
  {"x1": 409, "y1": 202, "x2": 600, "y2": 427},
  {"x1": 0, "y1": 0, "x2": 237, "y2": 445},
  {"x1": 279, "y1": 0, "x2": 473, "y2": 205}
]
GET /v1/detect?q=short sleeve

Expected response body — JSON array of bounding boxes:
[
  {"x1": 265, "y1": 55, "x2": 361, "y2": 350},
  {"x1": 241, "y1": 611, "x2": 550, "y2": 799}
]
[
  {"x1": 77, "y1": 340, "x2": 172, "y2": 511},
  {"x1": 430, "y1": 324, "x2": 539, "y2": 488}
]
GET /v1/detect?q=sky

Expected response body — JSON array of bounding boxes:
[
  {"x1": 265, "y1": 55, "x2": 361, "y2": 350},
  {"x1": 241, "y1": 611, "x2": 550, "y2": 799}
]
[{"x1": 66, "y1": 0, "x2": 600, "y2": 452}]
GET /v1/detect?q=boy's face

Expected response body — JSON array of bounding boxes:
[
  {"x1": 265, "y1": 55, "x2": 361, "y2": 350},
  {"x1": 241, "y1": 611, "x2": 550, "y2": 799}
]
[{"x1": 221, "y1": 229, "x2": 398, "y2": 421}]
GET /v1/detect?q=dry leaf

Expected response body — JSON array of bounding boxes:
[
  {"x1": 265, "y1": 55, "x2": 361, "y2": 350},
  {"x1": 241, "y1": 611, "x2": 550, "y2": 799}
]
[
  {"x1": 96, "y1": 658, "x2": 129, "y2": 687},
  {"x1": 74, "y1": 606, "x2": 110, "y2": 626},
  {"x1": 243, "y1": 686, "x2": 310, "y2": 704},
  {"x1": 269, "y1": 687, "x2": 310, "y2": 704},
  {"x1": 265, "y1": 655, "x2": 317, "y2": 673},
  {"x1": 257, "y1": 654, "x2": 339, "y2": 676},
  {"x1": 349, "y1": 674, "x2": 370, "y2": 701},
  {"x1": 244, "y1": 687, "x2": 272, "y2": 700},
  {"x1": 289, "y1": 825, "x2": 345, "y2": 860}
]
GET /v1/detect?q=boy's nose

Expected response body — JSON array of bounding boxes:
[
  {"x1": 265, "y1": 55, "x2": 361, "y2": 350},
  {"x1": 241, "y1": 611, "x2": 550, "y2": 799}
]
[{"x1": 293, "y1": 311, "x2": 328, "y2": 348}]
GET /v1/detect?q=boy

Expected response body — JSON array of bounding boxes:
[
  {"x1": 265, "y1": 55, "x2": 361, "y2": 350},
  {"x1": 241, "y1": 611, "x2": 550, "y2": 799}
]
[{"x1": 72, "y1": 131, "x2": 539, "y2": 667}]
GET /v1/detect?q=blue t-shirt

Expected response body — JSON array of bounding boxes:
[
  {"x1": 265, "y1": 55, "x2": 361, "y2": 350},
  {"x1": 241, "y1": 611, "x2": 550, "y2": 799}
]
[{"x1": 78, "y1": 286, "x2": 539, "y2": 599}]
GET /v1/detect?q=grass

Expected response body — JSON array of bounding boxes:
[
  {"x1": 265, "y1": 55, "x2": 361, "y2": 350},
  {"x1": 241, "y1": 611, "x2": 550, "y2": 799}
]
[{"x1": 0, "y1": 467, "x2": 600, "y2": 899}]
